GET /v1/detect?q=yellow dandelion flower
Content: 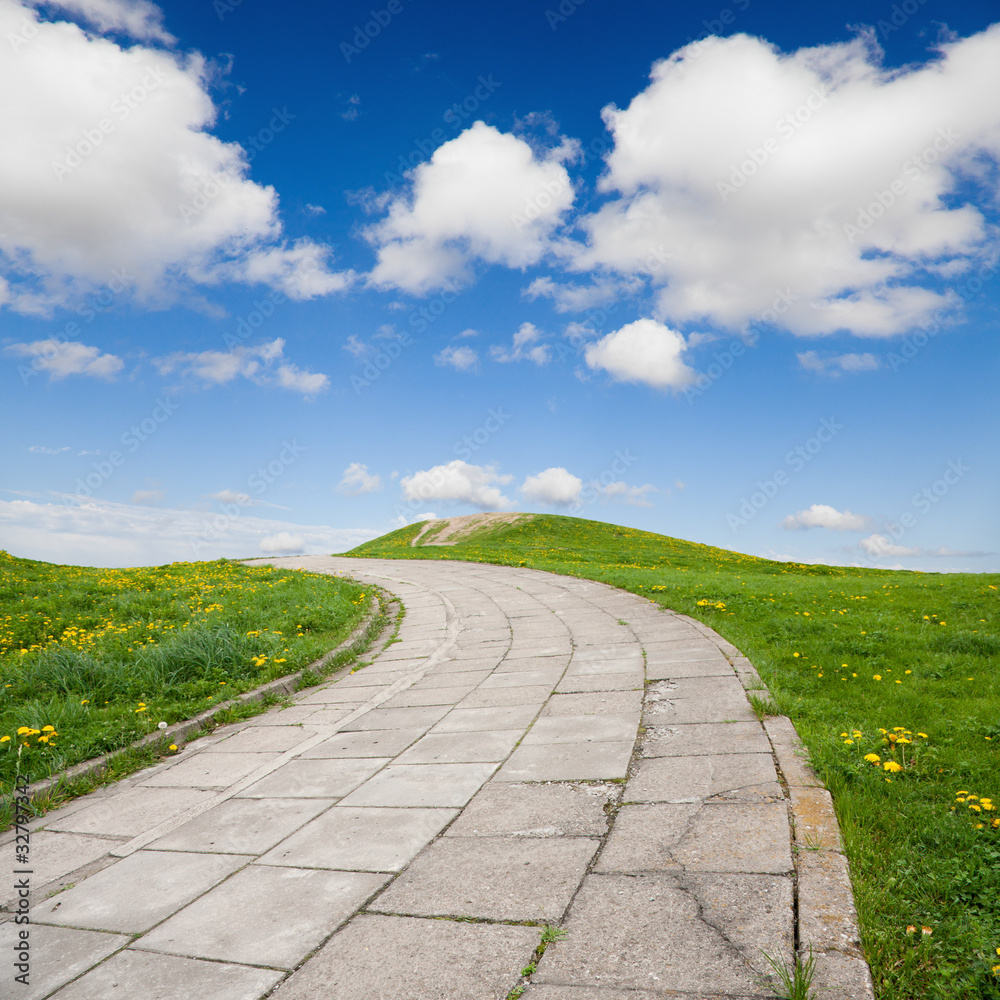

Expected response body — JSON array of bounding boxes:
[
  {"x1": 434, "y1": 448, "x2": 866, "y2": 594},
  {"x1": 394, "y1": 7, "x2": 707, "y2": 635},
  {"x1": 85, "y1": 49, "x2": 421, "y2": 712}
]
[
  {"x1": 864, "y1": 753, "x2": 881, "y2": 763},
  {"x1": 873, "y1": 674, "x2": 882, "y2": 681},
  {"x1": 883, "y1": 761, "x2": 903, "y2": 773}
]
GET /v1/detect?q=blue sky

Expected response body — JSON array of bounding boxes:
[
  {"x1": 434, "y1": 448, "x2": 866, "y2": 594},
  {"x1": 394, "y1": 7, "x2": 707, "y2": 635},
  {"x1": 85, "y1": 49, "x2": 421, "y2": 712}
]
[{"x1": 1, "y1": 0, "x2": 998, "y2": 570}]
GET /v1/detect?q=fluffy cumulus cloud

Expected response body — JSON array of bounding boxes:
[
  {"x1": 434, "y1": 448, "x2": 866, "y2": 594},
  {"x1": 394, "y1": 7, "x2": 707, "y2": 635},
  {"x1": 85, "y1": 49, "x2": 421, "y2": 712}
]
[
  {"x1": 584, "y1": 318, "x2": 696, "y2": 390},
  {"x1": 858, "y1": 534, "x2": 924, "y2": 558},
  {"x1": 32, "y1": 0, "x2": 175, "y2": 42},
  {"x1": 490, "y1": 322, "x2": 550, "y2": 365},
  {"x1": 259, "y1": 531, "x2": 304, "y2": 554},
  {"x1": 400, "y1": 461, "x2": 514, "y2": 509},
  {"x1": 154, "y1": 338, "x2": 328, "y2": 395},
  {"x1": 0, "y1": 0, "x2": 349, "y2": 314},
  {"x1": 336, "y1": 462, "x2": 382, "y2": 496},
  {"x1": 520, "y1": 467, "x2": 582, "y2": 507},
  {"x1": 366, "y1": 122, "x2": 577, "y2": 294},
  {"x1": 783, "y1": 504, "x2": 872, "y2": 531},
  {"x1": 5, "y1": 338, "x2": 123, "y2": 380},
  {"x1": 435, "y1": 345, "x2": 479, "y2": 371},
  {"x1": 798, "y1": 351, "x2": 880, "y2": 375},
  {"x1": 597, "y1": 481, "x2": 657, "y2": 506},
  {"x1": 571, "y1": 28, "x2": 1000, "y2": 336},
  {"x1": 0, "y1": 495, "x2": 377, "y2": 565}
]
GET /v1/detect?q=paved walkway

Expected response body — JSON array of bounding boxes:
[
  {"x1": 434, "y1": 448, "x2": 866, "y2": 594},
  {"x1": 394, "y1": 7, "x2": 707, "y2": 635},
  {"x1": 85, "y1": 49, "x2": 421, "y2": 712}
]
[{"x1": 2, "y1": 557, "x2": 867, "y2": 999}]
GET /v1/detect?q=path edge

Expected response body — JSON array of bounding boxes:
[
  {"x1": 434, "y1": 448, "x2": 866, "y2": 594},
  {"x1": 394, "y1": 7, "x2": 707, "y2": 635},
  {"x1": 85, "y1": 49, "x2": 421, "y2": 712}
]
[
  {"x1": 19, "y1": 584, "x2": 400, "y2": 811},
  {"x1": 674, "y1": 612, "x2": 876, "y2": 1000}
]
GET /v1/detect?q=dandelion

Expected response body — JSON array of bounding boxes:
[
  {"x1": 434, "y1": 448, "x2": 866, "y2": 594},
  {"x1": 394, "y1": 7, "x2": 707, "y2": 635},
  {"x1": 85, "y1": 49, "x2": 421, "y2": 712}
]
[
  {"x1": 873, "y1": 674, "x2": 882, "y2": 681},
  {"x1": 864, "y1": 753, "x2": 881, "y2": 764},
  {"x1": 884, "y1": 761, "x2": 903, "y2": 773}
]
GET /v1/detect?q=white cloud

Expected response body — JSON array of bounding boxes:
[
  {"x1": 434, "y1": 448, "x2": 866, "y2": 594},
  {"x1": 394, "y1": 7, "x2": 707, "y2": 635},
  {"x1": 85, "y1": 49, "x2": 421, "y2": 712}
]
[
  {"x1": 783, "y1": 504, "x2": 872, "y2": 531},
  {"x1": 435, "y1": 345, "x2": 479, "y2": 371},
  {"x1": 0, "y1": 495, "x2": 378, "y2": 566},
  {"x1": 520, "y1": 467, "x2": 582, "y2": 507},
  {"x1": 154, "y1": 338, "x2": 327, "y2": 395},
  {"x1": 400, "y1": 461, "x2": 514, "y2": 510},
  {"x1": 858, "y1": 533, "x2": 921, "y2": 557},
  {"x1": 259, "y1": 531, "x2": 304, "y2": 554},
  {"x1": 32, "y1": 0, "x2": 175, "y2": 42},
  {"x1": 274, "y1": 363, "x2": 329, "y2": 395},
  {"x1": 584, "y1": 318, "x2": 696, "y2": 390},
  {"x1": 211, "y1": 489, "x2": 255, "y2": 506},
  {"x1": 336, "y1": 463, "x2": 382, "y2": 496},
  {"x1": 597, "y1": 481, "x2": 657, "y2": 506},
  {"x1": 29, "y1": 445, "x2": 69, "y2": 454},
  {"x1": 798, "y1": 351, "x2": 880, "y2": 375},
  {"x1": 366, "y1": 121, "x2": 577, "y2": 294},
  {"x1": 491, "y1": 322, "x2": 550, "y2": 365},
  {"x1": 131, "y1": 488, "x2": 163, "y2": 505},
  {"x1": 571, "y1": 28, "x2": 1000, "y2": 336},
  {"x1": 523, "y1": 275, "x2": 641, "y2": 313},
  {"x1": 5, "y1": 339, "x2": 124, "y2": 380},
  {"x1": 0, "y1": 1, "x2": 349, "y2": 314}
]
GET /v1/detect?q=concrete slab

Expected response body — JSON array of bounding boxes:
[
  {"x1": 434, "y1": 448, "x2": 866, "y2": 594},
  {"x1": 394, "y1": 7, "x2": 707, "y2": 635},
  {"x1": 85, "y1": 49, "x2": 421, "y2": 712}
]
[
  {"x1": 298, "y1": 728, "x2": 425, "y2": 758},
  {"x1": 340, "y1": 704, "x2": 450, "y2": 730},
  {"x1": 269, "y1": 914, "x2": 538, "y2": 1000},
  {"x1": 447, "y1": 782, "x2": 614, "y2": 838},
  {"x1": 338, "y1": 762, "x2": 496, "y2": 807},
  {"x1": 481, "y1": 668, "x2": 564, "y2": 688},
  {"x1": 0, "y1": 922, "x2": 128, "y2": 1000},
  {"x1": 49, "y1": 948, "x2": 282, "y2": 1000},
  {"x1": 410, "y1": 668, "x2": 492, "y2": 688},
  {"x1": 203, "y1": 725, "x2": 317, "y2": 753},
  {"x1": 540, "y1": 691, "x2": 643, "y2": 717},
  {"x1": 555, "y1": 671, "x2": 645, "y2": 693},
  {"x1": 240, "y1": 757, "x2": 390, "y2": 798},
  {"x1": 523, "y1": 715, "x2": 637, "y2": 745},
  {"x1": 534, "y1": 873, "x2": 783, "y2": 994},
  {"x1": 33, "y1": 850, "x2": 250, "y2": 933},
  {"x1": 432, "y1": 705, "x2": 540, "y2": 732},
  {"x1": 640, "y1": 721, "x2": 770, "y2": 758},
  {"x1": 372, "y1": 836, "x2": 598, "y2": 922},
  {"x1": 594, "y1": 804, "x2": 698, "y2": 873},
  {"x1": 645, "y1": 657, "x2": 735, "y2": 679},
  {"x1": 140, "y1": 865, "x2": 387, "y2": 969},
  {"x1": 138, "y1": 751, "x2": 282, "y2": 788},
  {"x1": 148, "y1": 796, "x2": 334, "y2": 854},
  {"x1": 457, "y1": 685, "x2": 554, "y2": 708},
  {"x1": 672, "y1": 802, "x2": 794, "y2": 874},
  {"x1": 643, "y1": 697, "x2": 756, "y2": 725},
  {"x1": 625, "y1": 754, "x2": 781, "y2": 803},
  {"x1": 259, "y1": 806, "x2": 456, "y2": 872},
  {"x1": 496, "y1": 742, "x2": 633, "y2": 781},
  {"x1": 381, "y1": 685, "x2": 478, "y2": 707},
  {"x1": 394, "y1": 730, "x2": 523, "y2": 763},
  {"x1": 9, "y1": 831, "x2": 115, "y2": 891}
]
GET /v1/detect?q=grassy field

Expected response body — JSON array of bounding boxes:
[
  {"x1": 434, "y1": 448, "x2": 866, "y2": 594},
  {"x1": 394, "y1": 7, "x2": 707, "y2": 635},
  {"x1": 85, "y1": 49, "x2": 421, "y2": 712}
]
[
  {"x1": 0, "y1": 552, "x2": 370, "y2": 801},
  {"x1": 349, "y1": 514, "x2": 1000, "y2": 1000}
]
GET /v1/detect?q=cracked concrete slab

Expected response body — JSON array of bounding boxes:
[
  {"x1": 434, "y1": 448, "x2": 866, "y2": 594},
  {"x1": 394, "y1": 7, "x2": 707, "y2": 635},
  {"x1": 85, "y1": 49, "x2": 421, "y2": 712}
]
[
  {"x1": 624, "y1": 753, "x2": 782, "y2": 802},
  {"x1": 258, "y1": 806, "x2": 456, "y2": 871},
  {"x1": 445, "y1": 781, "x2": 614, "y2": 838},
  {"x1": 372, "y1": 836, "x2": 599, "y2": 922},
  {"x1": 269, "y1": 914, "x2": 538, "y2": 1000}
]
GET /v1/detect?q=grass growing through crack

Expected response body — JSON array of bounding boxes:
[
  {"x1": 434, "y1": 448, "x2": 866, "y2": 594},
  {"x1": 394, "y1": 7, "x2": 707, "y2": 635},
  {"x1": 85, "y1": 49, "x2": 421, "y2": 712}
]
[
  {"x1": 0, "y1": 552, "x2": 369, "y2": 798},
  {"x1": 350, "y1": 513, "x2": 1000, "y2": 1000},
  {"x1": 761, "y1": 946, "x2": 818, "y2": 1000}
]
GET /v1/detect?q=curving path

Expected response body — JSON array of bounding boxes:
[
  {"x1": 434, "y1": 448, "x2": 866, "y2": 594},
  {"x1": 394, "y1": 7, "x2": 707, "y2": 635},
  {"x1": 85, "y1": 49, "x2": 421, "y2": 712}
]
[{"x1": 2, "y1": 557, "x2": 873, "y2": 1000}]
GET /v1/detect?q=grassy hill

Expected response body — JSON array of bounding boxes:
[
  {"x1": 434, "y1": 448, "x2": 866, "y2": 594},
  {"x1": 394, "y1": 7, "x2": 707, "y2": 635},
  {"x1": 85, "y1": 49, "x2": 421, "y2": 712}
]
[{"x1": 350, "y1": 514, "x2": 1000, "y2": 999}]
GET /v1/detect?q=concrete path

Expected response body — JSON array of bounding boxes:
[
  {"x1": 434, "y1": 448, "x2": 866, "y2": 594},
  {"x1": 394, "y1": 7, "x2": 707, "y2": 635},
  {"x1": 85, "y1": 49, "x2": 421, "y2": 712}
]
[{"x1": 2, "y1": 557, "x2": 870, "y2": 1000}]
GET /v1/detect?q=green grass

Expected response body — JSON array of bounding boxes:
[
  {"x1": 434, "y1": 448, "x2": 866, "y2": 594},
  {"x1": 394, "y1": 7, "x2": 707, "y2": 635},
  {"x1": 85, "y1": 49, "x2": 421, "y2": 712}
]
[
  {"x1": 0, "y1": 552, "x2": 370, "y2": 797},
  {"x1": 348, "y1": 514, "x2": 1000, "y2": 1000}
]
